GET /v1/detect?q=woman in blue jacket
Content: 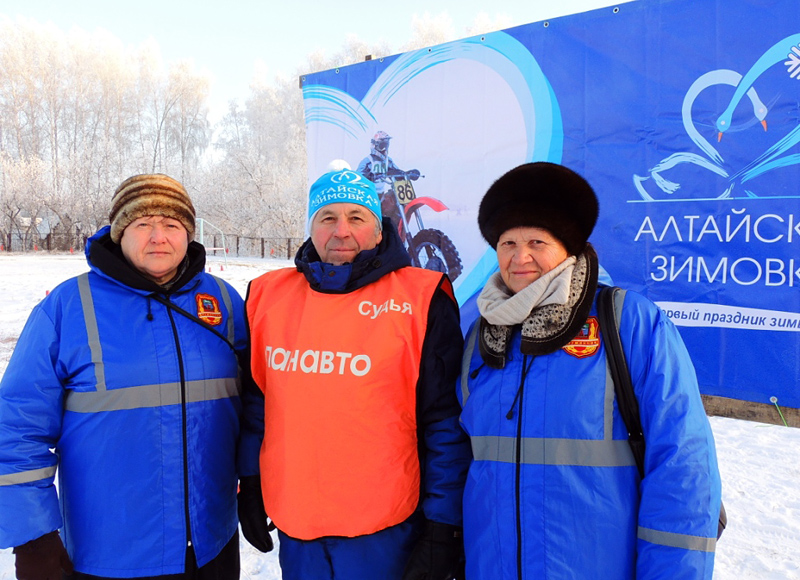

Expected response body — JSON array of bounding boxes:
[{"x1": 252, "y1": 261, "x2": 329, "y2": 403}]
[
  {"x1": 0, "y1": 174, "x2": 262, "y2": 579},
  {"x1": 458, "y1": 162, "x2": 721, "y2": 580}
]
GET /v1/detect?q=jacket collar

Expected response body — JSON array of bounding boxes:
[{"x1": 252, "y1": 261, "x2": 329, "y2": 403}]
[
  {"x1": 85, "y1": 225, "x2": 206, "y2": 295},
  {"x1": 294, "y1": 218, "x2": 411, "y2": 293}
]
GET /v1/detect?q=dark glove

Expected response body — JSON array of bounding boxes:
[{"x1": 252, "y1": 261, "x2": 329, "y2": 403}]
[
  {"x1": 237, "y1": 475, "x2": 274, "y2": 552},
  {"x1": 13, "y1": 531, "x2": 74, "y2": 580},
  {"x1": 402, "y1": 520, "x2": 464, "y2": 580},
  {"x1": 407, "y1": 169, "x2": 421, "y2": 180}
]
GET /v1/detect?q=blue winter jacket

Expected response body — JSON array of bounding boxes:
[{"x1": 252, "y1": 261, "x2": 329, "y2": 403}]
[
  {"x1": 0, "y1": 227, "x2": 255, "y2": 577},
  {"x1": 458, "y1": 287, "x2": 721, "y2": 580}
]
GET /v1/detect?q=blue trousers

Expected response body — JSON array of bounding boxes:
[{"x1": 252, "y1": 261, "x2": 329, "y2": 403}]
[{"x1": 277, "y1": 517, "x2": 422, "y2": 580}]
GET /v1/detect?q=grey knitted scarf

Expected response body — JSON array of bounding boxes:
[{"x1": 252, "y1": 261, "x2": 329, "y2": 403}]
[{"x1": 476, "y1": 245, "x2": 599, "y2": 368}]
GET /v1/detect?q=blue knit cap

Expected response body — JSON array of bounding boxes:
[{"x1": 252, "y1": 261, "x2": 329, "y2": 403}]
[{"x1": 308, "y1": 169, "x2": 382, "y2": 227}]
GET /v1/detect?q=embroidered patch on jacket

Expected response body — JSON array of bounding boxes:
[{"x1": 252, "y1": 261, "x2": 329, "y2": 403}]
[
  {"x1": 562, "y1": 317, "x2": 600, "y2": 359},
  {"x1": 196, "y1": 293, "x2": 223, "y2": 326}
]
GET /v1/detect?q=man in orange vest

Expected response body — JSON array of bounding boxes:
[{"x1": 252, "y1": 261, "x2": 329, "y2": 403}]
[{"x1": 241, "y1": 167, "x2": 470, "y2": 580}]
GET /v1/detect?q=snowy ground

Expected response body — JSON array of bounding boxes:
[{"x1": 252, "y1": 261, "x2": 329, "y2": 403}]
[{"x1": 0, "y1": 253, "x2": 798, "y2": 580}]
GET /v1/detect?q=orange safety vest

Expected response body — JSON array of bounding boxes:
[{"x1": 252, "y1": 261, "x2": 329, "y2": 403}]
[{"x1": 247, "y1": 266, "x2": 450, "y2": 540}]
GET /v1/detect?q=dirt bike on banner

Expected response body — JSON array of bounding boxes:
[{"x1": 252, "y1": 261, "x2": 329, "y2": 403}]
[{"x1": 376, "y1": 170, "x2": 462, "y2": 282}]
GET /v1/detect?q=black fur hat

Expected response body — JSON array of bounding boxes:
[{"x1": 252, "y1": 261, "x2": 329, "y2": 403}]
[{"x1": 478, "y1": 162, "x2": 599, "y2": 256}]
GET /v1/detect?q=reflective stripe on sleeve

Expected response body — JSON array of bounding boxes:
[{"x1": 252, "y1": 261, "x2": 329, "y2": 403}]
[
  {"x1": 65, "y1": 377, "x2": 240, "y2": 413},
  {"x1": 604, "y1": 288, "x2": 627, "y2": 439},
  {"x1": 212, "y1": 276, "x2": 235, "y2": 344},
  {"x1": 471, "y1": 435, "x2": 637, "y2": 467},
  {"x1": 0, "y1": 465, "x2": 57, "y2": 486},
  {"x1": 77, "y1": 273, "x2": 106, "y2": 392},
  {"x1": 638, "y1": 526, "x2": 716, "y2": 553},
  {"x1": 603, "y1": 356, "x2": 615, "y2": 439},
  {"x1": 461, "y1": 322, "x2": 479, "y2": 405}
]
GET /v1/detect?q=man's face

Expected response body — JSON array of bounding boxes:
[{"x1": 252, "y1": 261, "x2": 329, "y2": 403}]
[
  {"x1": 310, "y1": 203, "x2": 382, "y2": 266},
  {"x1": 120, "y1": 215, "x2": 189, "y2": 284}
]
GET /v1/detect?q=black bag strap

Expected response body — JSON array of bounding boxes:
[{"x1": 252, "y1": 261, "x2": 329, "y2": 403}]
[
  {"x1": 597, "y1": 286, "x2": 646, "y2": 478},
  {"x1": 596, "y1": 286, "x2": 727, "y2": 539},
  {"x1": 149, "y1": 293, "x2": 236, "y2": 351}
]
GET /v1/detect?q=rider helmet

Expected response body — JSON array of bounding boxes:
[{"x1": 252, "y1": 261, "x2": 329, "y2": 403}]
[{"x1": 371, "y1": 131, "x2": 391, "y2": 155}]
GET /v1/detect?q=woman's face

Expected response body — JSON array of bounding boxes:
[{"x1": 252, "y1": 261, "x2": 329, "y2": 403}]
[
  {"x1": 496, "y1": 227, "x2": 569, "y2": 294},
  {"x1": 120, "y1": 215, "x2": 189, "y2": 285}
]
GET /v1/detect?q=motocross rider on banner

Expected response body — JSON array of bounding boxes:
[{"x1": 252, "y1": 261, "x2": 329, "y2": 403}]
[{"x1": 357, "y1": 131, "x2": 420, "y2": 237}]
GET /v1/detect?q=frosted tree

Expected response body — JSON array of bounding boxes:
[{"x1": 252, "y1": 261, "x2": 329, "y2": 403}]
[
  {"x1": 200, "y1": 34, "x2": 394, "y2": 241},
  {"x1": 166, "y1": 61, "x2": 211, "y2": 183},
  {"x1": 0, "y1": 10, "x2": 513, "y2": 252},
  {"x1": 0, "y1": 16, "x2": 213, "y2": 246},
  {"x1": 401, "y1": 12, "x2": 456, "y2": 51},
  {"x1": 0, "y1": 154, "x2": 48, "y2": 249}
]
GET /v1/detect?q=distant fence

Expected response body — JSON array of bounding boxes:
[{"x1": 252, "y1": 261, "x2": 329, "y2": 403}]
[
  {"x1": 203, "y1": 235, "x2": 304, "y2": 260},
  {"x1": 2, "y1": 231, "x2": 304, "y2": 259},
  {"x1": 1, "y1": 231, "x2": 87, "y2": 253}
]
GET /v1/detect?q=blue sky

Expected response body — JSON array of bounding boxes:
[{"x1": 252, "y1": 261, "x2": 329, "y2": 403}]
[{"x1": 1, "y1": 0, "x2": 627, "y2": 121}]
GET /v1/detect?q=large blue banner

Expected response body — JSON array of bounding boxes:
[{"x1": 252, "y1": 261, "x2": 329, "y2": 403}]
[{"x1": 301, "y1": 0, "x2": 800, "y2": 408}]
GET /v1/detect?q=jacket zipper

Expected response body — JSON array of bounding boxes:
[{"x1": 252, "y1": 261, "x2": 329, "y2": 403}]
[
  {"x1": 166, "y1": 306, "x2": 194, "y2": 561},
  {"x1": 510, "y1": 355, "x2": 533, "y2": 580}
]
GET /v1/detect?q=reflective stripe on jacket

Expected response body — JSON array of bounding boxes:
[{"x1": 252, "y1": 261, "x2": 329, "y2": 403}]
[
  {"x1": 458, "y1": 288, "x2": 721, "y2": 580},
  {"x1": 0, "y1": 229, "x2": 247, "y2": 577},
  {"x1": 247, "y1": 266, "x2": 444, "y2": 540}
]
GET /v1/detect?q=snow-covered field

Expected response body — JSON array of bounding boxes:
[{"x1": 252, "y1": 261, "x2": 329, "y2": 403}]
[{"x1": 1, "y1": 253, "x2": 799, "y2": 580}]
